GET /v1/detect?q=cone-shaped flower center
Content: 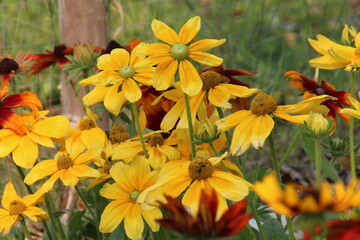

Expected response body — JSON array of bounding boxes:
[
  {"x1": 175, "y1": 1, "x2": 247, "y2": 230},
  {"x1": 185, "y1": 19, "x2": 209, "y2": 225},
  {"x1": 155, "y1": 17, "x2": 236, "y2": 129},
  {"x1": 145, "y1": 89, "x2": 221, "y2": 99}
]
[
  {"x1": 79, "y1": 116, "x2": 96, "y2": 130},
  {"x1": 130, "y1": 189, "x2": 141, "y2": 202},
  {"x1": 149, "y1": 133, "x2": 164, "y2": 147},
  {"x1": 170, "y1": 43, "x2": 189, "y2": 61},
  {"x1": 110, "y1": 124, "x2": 130, "y2": 144},
  {"x1": 57, "y1": 153, "x2": 74, "y2": 170},
  {"x1": 119, "y1": 66, "x2": 135, "y2": 78},
  {"x1": 200, "y1": 71, "x2": 222, "y2": 91},
  {"x1": 0, "y1": 58, "x2": 19, "y2": 75},
  {"x1": 251, "y1": 93, "x2": 277, "y2": 116},
  {"x1": 9, "y1": 200, "x2": 26, "y2": 215},
  {"x1": 188, "y1": 158, "x2": 213, "y2": 180}
]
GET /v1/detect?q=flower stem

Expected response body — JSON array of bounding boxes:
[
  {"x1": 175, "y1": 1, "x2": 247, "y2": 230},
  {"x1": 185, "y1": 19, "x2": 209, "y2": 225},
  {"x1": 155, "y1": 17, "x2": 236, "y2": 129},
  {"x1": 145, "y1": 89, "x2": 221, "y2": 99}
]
[
  {"x1": 279, "y1": 127, "x2": 303, "y2": 167},
  {"x1": 349, "y1": 71, "x2": 356, "y2": 179},
  {"x1": 130, "y1": 102, "x2": 149, "y2": 158},
  {"x1": 20, "y1": 217, "x2": 34, "y2": 240},
  {"x1": 315, "y1": 138, "x2": 322, "y2": 187},
  {"x1": 44, "y1": 193, "x2": 67, "y2": 240},
  {"x1": 184, "y1": 93, "x2": 196, "y2": 159},
  {"x1": 249, "y1": 200, "x2": 267, "y2": 240},
  {"x1": 268, "y1": 133, "x2": 296, "y2": 240}
]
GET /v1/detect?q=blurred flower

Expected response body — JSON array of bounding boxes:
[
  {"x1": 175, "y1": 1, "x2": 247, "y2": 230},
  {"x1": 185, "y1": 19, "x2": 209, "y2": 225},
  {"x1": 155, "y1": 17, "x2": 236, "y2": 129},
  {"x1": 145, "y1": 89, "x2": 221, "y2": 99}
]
[
  {"x1": 285, "y1": 71, "x2": 351, "y2": 125},
  {"x1": 0, "y1": 52, "x2": 34, "y2": 82},
  {"x1": 0, "y1": 182, "x2": 47, "y2": 235},
  {"x1": 325, "y1": 219, "x2": 360, "y2": 240},
  {"x1": 145, "y1": 16, "x2": 225, "y2": 96},
  {"x1": 341, "y1": 24, "x2": 357, "y2": 45},
  {"x1": 340, "y1": 93, "x2": 360, "y2": 119},
  {"x1": 254, "y1": 173, "x2": 360, "y2": 217},
  {"x1": 24, "y1": 137, "x2": 101, "y2": 192},
  {"x1": 216, "y1": 93, "x2": 330, "y2": 156},
  {"x1": 157, "y1": 189, "x2": 251, "y2": 238},
  {"x1": 99, "y1": 157, "x2": 162, "y2": 239},
  {"x1": 0, "y1": 111, "x2": 71, "y2": 168},
  {"x1": 305, "y1": 112, "x2": 334, "y2": 138}
]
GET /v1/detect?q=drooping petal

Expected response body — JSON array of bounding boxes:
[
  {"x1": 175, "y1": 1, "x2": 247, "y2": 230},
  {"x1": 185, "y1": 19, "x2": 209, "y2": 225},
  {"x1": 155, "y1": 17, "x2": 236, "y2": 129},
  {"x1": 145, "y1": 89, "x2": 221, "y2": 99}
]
[
  {"x1": 99, "y1": 200, "x2": 131, "y2": 233},
  {"x1": 69, "y1": 164, "x2": 101, "y2": 179},
  {"x1": 251, "y1": 114, "x2": 274, "y2": 149},
  {"x1": 309, "y1": 55, "x2": 348, "y2": 69},
  {"x1": 141, "y1": 207, "x2": 162, "y2": 232},
  {"x1": 28, "y1": 133, "x2": 54, "y2": 148},
  {"x1": 122, "y1": 78, "x2": 142, "y2": 103},
  {"x1": 177, "y1": 90, "x2": 205, "y2": 128},
  {"x1": 273, "y1": 110, "x2": 308, "y2": 125},
  {"x1": 24, "y1": 160, "x2": 58, "y2": 185},
  {"x1": 112, "y1": 141, "x2": 143, "y2": 160},
  {"x1": 103, "y1": 85, "x2": 127, "y2": 116},
  {"x1": 41, "y1": 171, "x2": 62, "y2": 192},
  {"x1": 223, "y1": 84, "x2": 260, "y2": 98},
  {"x1": 151, "y1": 19, "x2": 179, "y2": 45},
  {"x1": 124, "y1": 204, "x2": 144, "y2": 240},
  {"x1": 208, "y1": 86, "x2": 232, "y2": 108},
  {"x1": 179, "y1": 60, "x2": 202, "y2": 96},
  {"x1": 182, "y1": 180, "x2": 205, "y2": 215},
  {"x1": 160, "y1": 99, "x2": 185, "y2": 131},
  {"x1": 59, "y1": 170, "x2": 79, "y2": 187},
  {"x1": 22, "y1": 206, "x2": 48, "y2": 221},
  {"x1": 179, "y1": 16, "x2": 200, "y2": 44},
  {"x1": 2, "y1": 182, "x2": 21, "y2": 210},
  {"x1": 0, "y1": 130, "x2": 19, "y2": 157},
  {"x1": 12, "y1": 136, "x2": 38, "y2": 168},
  {"x1": 82, "y1": 85, "x2": 107, "y2": 106},
  {"x1": 188, "y1": 39, "x2": 226, "y2": 52},
  {"x1": 144, "y1": 43, "x2": 171, "y2": 56},
  {"x1": 0, "y1": 214, "x2": 18, "y2": 235},
  {"x1": 188, "y1": 52, "x2": 223, "y2": 67},
  {"x1": 99, "y1": 183, "x2": 129, "y2": 200},
  {"x1": 132, "y1": 68, "x2": 154, "y2": 86},
  {"x1": 153, "y1": 59, "x2": 178, "y2": 91},
  {"x1": 216, "y1": 110, "x2": 253, "y2": 131}
]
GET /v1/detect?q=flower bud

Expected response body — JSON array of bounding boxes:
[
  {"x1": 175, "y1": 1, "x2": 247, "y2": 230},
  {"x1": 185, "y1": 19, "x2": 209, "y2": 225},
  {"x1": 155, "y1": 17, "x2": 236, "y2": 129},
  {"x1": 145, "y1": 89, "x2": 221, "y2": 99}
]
[
  {"x1": 74, "y1": 42, "x2": 94, "y2": 66},
  {"x1": 304, "y1": 112, "x2": 334, "y2": 139}
]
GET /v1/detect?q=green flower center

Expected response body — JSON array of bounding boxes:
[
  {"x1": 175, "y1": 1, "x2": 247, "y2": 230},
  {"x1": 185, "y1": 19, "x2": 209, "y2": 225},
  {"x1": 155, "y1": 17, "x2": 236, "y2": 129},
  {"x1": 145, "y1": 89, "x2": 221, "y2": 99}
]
[
  {"x1": 130, "y1": 189, "x2": 141, "y2": 202},
  {"x1": 170, "y1": 43, "x2": 189, "y2": 61},
  {"x1": 9, "y1": 200, "x2": 26, "y2": 215},
  {"x1": 119, "y1": 66, "x2": 135, "y2": 78},
  {"x1": 188, "y1": 158, "x2": 213, "y2": 180},
  {"x1": 57, "y1": 153, "x2": 74, "y2": 170}
]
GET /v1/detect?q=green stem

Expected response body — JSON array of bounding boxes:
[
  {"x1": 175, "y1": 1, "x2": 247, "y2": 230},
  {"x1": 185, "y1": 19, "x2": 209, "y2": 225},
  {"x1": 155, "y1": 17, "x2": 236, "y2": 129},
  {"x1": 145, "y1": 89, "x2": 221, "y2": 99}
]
[
  {"x1": 268, "y1": 133, "x2": 296, "y2": 240},
  {"x1": 315, "y1": 138, "x2": 322, "y2": 187},
  {"x1": 249, "y1": 201, "x2": 267, "y2": 240},
  {"x1": 130, "y1": 102, "x2": 149, "y2": 158},
  {"x1": 349, "y1": 72, "x2": 356, "y2": 179},
  {"x1": 184, "y1": 93, "x2": 197, "y2": 158},
  {"x1": 21, "y1": 217, "x2": 34, "y2": 240},
  {"x1": 279, "y1": 127, "x2": 303, "y2": 167},
  {"x1": 45, "y1": 193, "x2": 67, "y2": 240},
  {"x1": 216, "y1": 107, "x2": 232, "y2": 148}
]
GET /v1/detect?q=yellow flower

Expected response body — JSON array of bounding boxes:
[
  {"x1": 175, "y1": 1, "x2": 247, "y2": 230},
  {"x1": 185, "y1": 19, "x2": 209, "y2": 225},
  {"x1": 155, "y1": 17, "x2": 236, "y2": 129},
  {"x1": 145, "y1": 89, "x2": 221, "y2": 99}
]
[
  {"x1": 0, "y1": 111, "x2": 71, "y2": 168},
  {"x1": 80, "y1": 44, "x2": 154, "y2": 113},
  {"x1": 304, "y1": 112, "x2": 334, "y2": 138},
  {"x1": 216, "y1": 93, "x2": 330, "y2": 156},
  {"x1": 340, "y1": 94, "x2": 360, "y2": 119},
  {"x1": 0, "y1": 182, "x2": 47, "y2": 235},
  {"x1": 138, "y1": 152, "x2": 252, "y2": 218},
  {"x1": 254, "y1": 173, "x2": 360, "y2": 216},
  {"x1": 308, "y1": 32, "x2": 360, "y2": 71},
  {"x1": 99, "y1": 156, "x2": 162, "y2": 240},
  {"x1": 341, "y1": 24, "x2": 357, "y2": 44},
  {"x1": 145, "y1": 16, "x2": 226, "y2": 96},
  {"x1": 24, "y1": 138, "x2": 101, "y2": 192}
]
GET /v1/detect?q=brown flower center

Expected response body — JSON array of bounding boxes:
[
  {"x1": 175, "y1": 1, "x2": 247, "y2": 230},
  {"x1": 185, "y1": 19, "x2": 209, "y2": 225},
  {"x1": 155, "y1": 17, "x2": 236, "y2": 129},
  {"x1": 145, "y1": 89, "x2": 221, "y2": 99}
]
[
  {"x1": 200, "y1": 71, "x2": 222, "y2": 91},
  {"x1": 78, "y1": 116, "x2": 96, "y2": 130},
  {"x1": 0, "y1": 58, "x2": 19, "y2": 75},
  {"x1": 251, "y1": 93, "x2": 277, "y2": 116},
  {"x1": 110, "y1": 124, "x2": 130, "y2": 144},
  {"x1": 314, "y1": 87, "x2": 326, "y2": 95},
  {"x1": 57, "y1": 153, "x2": 74, "y2": 170},
  {"x1": 9, "y1": 200, "x2": 26, "y2": 215},
  {"x1": 149, "y1": 133, "x2": 164, "y2": 147},
  {"x1": 53, "y1": 44, "x2": 67, "y2": 58},
  {"x1": 188, "y1": 158, "x2": 213, "y2": 180}
]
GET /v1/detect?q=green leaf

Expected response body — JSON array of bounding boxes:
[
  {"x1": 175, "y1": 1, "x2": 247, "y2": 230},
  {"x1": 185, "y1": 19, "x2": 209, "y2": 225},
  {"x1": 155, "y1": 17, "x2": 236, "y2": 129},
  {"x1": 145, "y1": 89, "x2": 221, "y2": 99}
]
[
  {"x1": 236, "y1": 225, "x2": 257, "y2": 240},
  {"x1": 68, "y1": 210, "x2": 85, "y2": 240},
  {"x1": 66, "y1": 68, "x2": 81, "y2": 83},
  {"x1": 263, "y1": 217, "x2": 288, "y2": 240},
  {"x1": 301, "y1": 131, "x2": 341, "y2": 182}
]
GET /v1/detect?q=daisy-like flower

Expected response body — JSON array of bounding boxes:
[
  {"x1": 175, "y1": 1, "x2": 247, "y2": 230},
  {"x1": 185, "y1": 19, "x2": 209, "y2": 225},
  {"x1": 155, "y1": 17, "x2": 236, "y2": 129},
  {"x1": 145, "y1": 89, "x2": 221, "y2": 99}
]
[
  {"x1": 0, "y1": 52, "x2": 34, "y2": 84},
  {"x1": 0, "y1": 111, "x2": 71, "y2": 168},
  {"x1": 0, "y1": 182, "x2": 47, "y2": 235},
  {"x1": 285, "y1": 71, "x2": 351, "y2": 125},
  {"x1": 158, "y1": 190, "x2": 251, "y2": 238},
  {"x1": 339, "y1": 93, "x2": 360, "y2": 120},
  {"x1": 138, "y1": 152, "x2": 252, "y2": 218},
  {"x1": 216, "y1": 93, "x2": 330, "y2": 156},
  {"x1": 80, "y1": 43, "x2": 154, "y2": 114},
  {"x1": 24, "y1": 138, "x2": 101, "y2": 192},
  {"x1": 145, "y1": 16, "x2": 226, "y2": 96},
  {"x1": 99, "y1": 156, "x2": 162, "y2": 239},
  {"x1": 254, "y1": 173, "x2": 360, "y2": 217}
]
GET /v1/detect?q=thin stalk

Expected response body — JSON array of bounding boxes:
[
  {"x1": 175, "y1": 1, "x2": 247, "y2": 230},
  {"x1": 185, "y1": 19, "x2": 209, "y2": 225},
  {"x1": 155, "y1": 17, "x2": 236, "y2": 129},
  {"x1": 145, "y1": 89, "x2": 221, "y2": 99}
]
[
  {"x1": 268, "y1": 133, "x2": 296, "y2": 240},
  {"x1": 315, "y1": 138, "x2": 322, "y2": 187},
  {"x1": 216, "y1": 107, "x2": 232, "y2": 147},
  {"x1": 45, "y1": 193, "x2": 66, "y2": 240},
  {"x1": 130, "y1": 102, "x2": 149, "y2": 158},
  {"x1": 349, "y1": 72, "x2": 356, "y2": 179},
  {"x1": 184, "y1": 93, "x2": 196, "y2": 158},
  {"x1": 249, "y1": 201, "x2": 267, "y2": 240},
  {"x1": 20, "y1": 217, "x2": 34, "y2": 240},
  {"x1": 279, "y1": 127, "x2": 303, "y2": 167}
]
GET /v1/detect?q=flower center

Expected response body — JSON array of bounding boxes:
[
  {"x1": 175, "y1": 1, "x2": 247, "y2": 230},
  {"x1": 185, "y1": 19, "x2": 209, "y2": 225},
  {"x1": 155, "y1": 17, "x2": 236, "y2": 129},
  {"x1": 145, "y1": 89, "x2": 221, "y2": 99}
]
[
  {"x1": 25, "y1": 121, "x2": 33, "y2": 131},
  {"x1": 9, "y1": 200, "x2": 26, "y2": 215},
  {"x1": 78, "y1": 116, "x2": 96, "y2": 130},
  {"x1": 57, "y1": 153, "x2": 74, "y2": 170},
  {"x1": 0, "y1": 58, "x2": 19, "y2": 75},
  {"x1": 149, "y1": 133, "x2": 164, "y2": 147},
  {"x1": 170, "y1": 43, "x2": 189, "y2": 61},
  {"x1": 188, "y1": 158, "x2": 213, "y2": 180},
  {"x1": 200, "y1": 71, "x2": 222, "y2": 91},
  {"x1": 53, "y1": 44, "x2": 67, "y2": 58},
  {"x1": 355, "y1": 47, "x2": 360, "y2": 58},
  {"x1": 110, "y1": 124, "x2": 130, "y2": 144},
  {"x1": 251, "y1": 93, "x2": 277, "y2": 116},
  {"x1": 130, "y1": 189, "x2": 141, "y2": 202},
  {"x1": 119, "y1": 66, "x2": 135, "y2": 78},
  {"x1": 314, "y1": 87, "x2": 326, "y2": 95}
]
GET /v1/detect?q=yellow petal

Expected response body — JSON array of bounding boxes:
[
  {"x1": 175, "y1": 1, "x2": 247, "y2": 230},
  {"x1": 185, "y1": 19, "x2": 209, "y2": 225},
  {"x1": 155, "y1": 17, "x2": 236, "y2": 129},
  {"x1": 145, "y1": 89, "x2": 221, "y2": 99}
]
[
  {"x1": 223, "y1": 84, "x2": 260, "y2": 98},
  {"x1": 349, "y1": 96, "x2": 360, "y2": 111},
  {"x1": 110, "y1": 48, "x2": 130, "y2": 67},
  {"x1": 22, "y1": 206, "x2": 48, "y2": 221},
  {"x1": 82, "y1": 85, "x2": 107, "y2": 106},
  {"x1": 230, "y1": 113, "x2": 257, "y2": 156},
  {"x1": 32, "y1": 115, "x2": 70, "y2": 138},
  {"x1": 208, "y1": 86, "x2": 232, "y2": 108},
  {"x1": 99, "y1": 183, "x2": 128, "y2": 200},
  {"x1": 216, "y1": 110, "x2": 252, "y2": 130},
  {"x1": 141, "y1": 207, "x2": 162, "y2": 232},
  {"x1": 151, "y1": 19, "x2": 179, "y2": 45},
  {"x1": 179, "y1": 59, "x2": 202, "y2": 96},
  {"x1": 179, "y1": 16, "x2": 200, "y2": 44},
  {"x1": 97, "y1": 54, "x2": 120, "y2": 70},
  {"x1": 28, "y1": 133, "x2": 54, "y2": 148},
  {"x1": 355, "y1": 32, "x2": 360, "y2": 48},
  {"x1": 340, "y1": 108, "x2": 360, "y2": 119},
  {"x1": 69, "y1": 164, "x2": 101, "y2": 179},
  {"x1": 160, "y1": 99, "x2": 185, "y2": 131},
  {"x1": 209, "y1": 172, "x2": 250, "y2": 201},
  {"x1": 104, "y1": 85, "x2": 127, "y2": 116},
  {"x1": 277, "y1": 95, "x2": 330, "y2": 115},
  {"x1": 188, "y1": 39, "x2": 226, "y2": 52},
  {"x1": 81, "y1": 128, "x2": 106, "y2": 152},
  {"x1": 309, "y1": 55, "x2": 348, "y2": 69},
  {"x1": 251, "y1": 114, "x2": 274, "y2": 149},
  {"x1": 188, "y1": 52, "x2": 223, "y2": 66},
  {"x1": 182, "y1": 180, "x2": 205, "y2": 215},
  {"x1": 109, "y1": 162, "x2": 133, "y2": 193},
  {"x1": 0, "y1": 214, "x2": 18, "y2": 235},
  {"x1": 13, "y1": 136, "x2": 38, "y2": 169},
  {"x1": 2, "y1": 182, "x2": 20, "y2": 210},
  {"x1": 144, "y1": 43, "x2": 171, "y2": 56},
  {"x1": 177, "y1": 91, "x2": 205, "y2": 129},
  {"x1": 124, "y1": 204, "x2": 144, "y2": 240},
  {"x1": 0, "y1": 130, "x2": 19, "y2": 157},
  {"x1": 122, "y1": 78, "x2": 142, "y2": 103},
  {"x1": 24, "y1": 160, "x2": 58, "y2": 185},
  {"x1": 153, "y1": 59, "x2": 178, "y2": 91},
  {"x1": 132, "y1": 68, "x2": 154, "y2": 86},
  {"x1": 112, "y1": 141, "x2": 143, "y2": 160},
  {"x1": 99, "y1": 200, "x2": 131, "y2": 233},
  {"x1": 60, "y1": 170, "x2": 79, "y2": 187},
  {"x1": 42, "y1": 171, "x2": 62, "y2": 192},
  {"x1": 146, "y1": 53, "x2": 172, "y2": 66},
  {"x1": 273, "y1": 110, "x2": 307, "y2": 125}
]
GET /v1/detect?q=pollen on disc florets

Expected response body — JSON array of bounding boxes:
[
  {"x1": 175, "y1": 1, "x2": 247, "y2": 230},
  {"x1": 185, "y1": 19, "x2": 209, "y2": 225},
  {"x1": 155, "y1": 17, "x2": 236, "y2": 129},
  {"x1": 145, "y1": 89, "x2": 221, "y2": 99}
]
[
  {"x1": 0, "y1": 58, "x2": 19, "y2": 75},
  {"x1": 188, "y1": 158, "x2": 213, "y2": 180},
  {"x1": 149, "y1": 133, "x2": 164, "y2": 147},
  {"x1": 57, "y1": 153, "x2": 74, "y2": 170},
  {"x1": 251, "y1": 93, "x2": 277, "y2": 116},
  {"x1": 110, "y1": 124, "x2": 130, "y2": 144},
  {"x1": 78, "y1": 116, "x2": 96, "y2": 130},
  {"x1": 170, "y1": 43, "x2": 189, "y2": 61},
  {"x1": 9, "y1": 200, "x2": 26, "y2": 215},
  {"x1": 130, "y1": 189, "x2": 141, "y2": 202},
  {"x1": 200, "y1": 71, "x2": 223, "y2": 91}
]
